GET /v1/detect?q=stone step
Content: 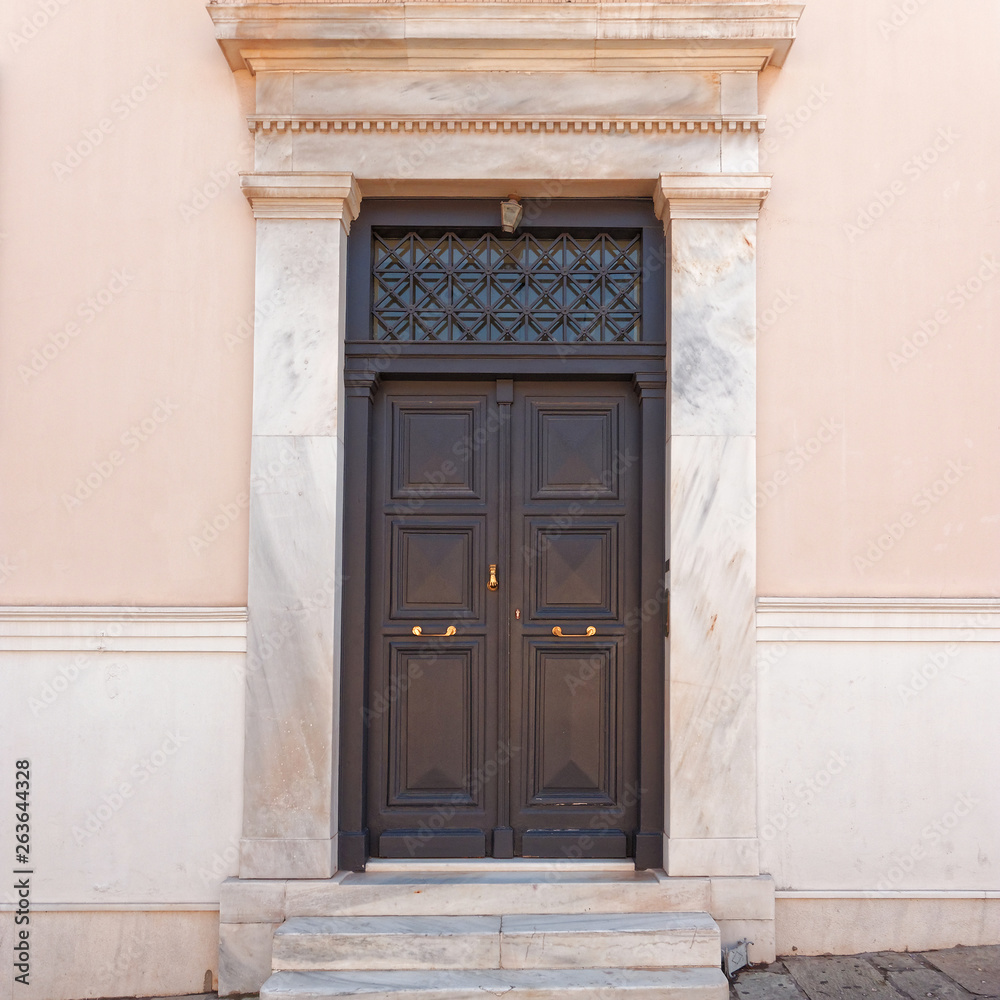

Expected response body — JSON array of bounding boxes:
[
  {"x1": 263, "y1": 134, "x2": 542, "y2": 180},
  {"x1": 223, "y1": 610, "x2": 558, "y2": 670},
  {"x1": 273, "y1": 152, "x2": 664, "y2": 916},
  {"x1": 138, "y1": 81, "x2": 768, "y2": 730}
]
[
  {"x1": 284, "y1": 871, "x2": 711, "y2": 917},
  {"x1": 272, "y1": 912, "x2": 720, "y2": 971},
  {"x1": 262, "y1": 967, "x2": 729, "y2": 1000}
]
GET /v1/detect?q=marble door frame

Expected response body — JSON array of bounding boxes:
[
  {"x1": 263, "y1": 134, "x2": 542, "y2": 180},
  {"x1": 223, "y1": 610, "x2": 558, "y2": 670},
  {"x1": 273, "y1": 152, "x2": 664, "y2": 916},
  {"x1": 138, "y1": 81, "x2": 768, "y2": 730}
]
[{"x1": 236, "y1": 170, "x2": 769, "y2": 881}]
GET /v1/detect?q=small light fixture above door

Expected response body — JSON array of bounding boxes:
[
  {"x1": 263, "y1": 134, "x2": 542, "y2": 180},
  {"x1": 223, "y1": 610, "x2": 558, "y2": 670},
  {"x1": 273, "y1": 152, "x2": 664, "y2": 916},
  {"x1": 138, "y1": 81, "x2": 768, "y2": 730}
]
[{"x1": 500, "y1": 197, "x2": 523, "y2": 233}]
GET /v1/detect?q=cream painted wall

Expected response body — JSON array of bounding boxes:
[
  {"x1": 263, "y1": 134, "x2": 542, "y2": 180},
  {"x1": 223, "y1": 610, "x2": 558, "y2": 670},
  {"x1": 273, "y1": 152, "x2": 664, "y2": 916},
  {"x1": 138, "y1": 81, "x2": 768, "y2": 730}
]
[
  {"x1": 0, "y1": 1, "x2": 255, "y2": 605},
  {"x1": 758, "y1": 636, "x2": 1000, "y2": 892},
  {"x1": 756, "y1": 0, "x2": 1000, "y2": 596}
]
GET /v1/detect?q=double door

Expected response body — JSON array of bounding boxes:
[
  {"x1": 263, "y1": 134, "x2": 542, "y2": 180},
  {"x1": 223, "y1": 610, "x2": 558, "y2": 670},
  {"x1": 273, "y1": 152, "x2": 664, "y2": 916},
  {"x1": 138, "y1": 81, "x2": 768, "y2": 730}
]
[{"x1": 366, "y1": 378, "x2": 641, "y2": 859}]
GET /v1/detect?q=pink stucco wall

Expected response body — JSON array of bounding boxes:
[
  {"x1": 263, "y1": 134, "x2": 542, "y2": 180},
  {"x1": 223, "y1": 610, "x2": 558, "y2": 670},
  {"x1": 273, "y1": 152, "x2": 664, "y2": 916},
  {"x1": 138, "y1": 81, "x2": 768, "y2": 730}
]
[
  {"x1": 756, "y1": 0, "x2": 1000, "y2": 596},
  {"x1": 1, "y1": 0, "x2": 996, "y2": 604},
  {"x1": 0, "y1": 3, "x2": 255, "y2": 604}
]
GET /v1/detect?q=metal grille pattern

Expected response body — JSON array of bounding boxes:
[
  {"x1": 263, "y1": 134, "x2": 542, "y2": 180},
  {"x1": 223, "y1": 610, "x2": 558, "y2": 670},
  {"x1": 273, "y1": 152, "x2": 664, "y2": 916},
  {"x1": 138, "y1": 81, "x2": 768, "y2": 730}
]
[{"x1": 371, "y1": 230, "x2": 643, "y2": 343}]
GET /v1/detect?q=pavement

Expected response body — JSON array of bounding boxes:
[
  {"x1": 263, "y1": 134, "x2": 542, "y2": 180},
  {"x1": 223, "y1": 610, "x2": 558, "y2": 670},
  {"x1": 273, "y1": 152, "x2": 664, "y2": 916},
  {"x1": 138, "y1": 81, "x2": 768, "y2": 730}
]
[{"x1": 732, "y1": 945, "x2": 1000, "y2": 1000}]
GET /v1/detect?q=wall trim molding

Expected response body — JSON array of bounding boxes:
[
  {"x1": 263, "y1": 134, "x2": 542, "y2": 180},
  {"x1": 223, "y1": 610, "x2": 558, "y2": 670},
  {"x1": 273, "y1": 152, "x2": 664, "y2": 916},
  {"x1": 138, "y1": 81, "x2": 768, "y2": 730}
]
[
  {"x1": 248, "y1": 115, "x2": 767, "y2": 135},
  {"x1": 0, "y1": 901, "x2": 222, "y2": 912},
  {"x1": 776, "y1": 890, "x2": 1000, "y2": 900},
  {"x1": 0, "y1": 607, "x2": 247, "y2": 652},
  {"x1": 757, "y1": 597, "x2": 1000, "y2": 642}
]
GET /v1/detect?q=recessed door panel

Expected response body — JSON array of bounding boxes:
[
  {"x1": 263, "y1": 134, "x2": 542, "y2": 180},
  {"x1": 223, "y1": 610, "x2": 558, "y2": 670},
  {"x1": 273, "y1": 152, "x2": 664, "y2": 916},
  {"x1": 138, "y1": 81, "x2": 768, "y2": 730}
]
[
  {"x1": 525, "y1": 640, "x2": 619, "y2": 807},
  {"x1": 389, "y1": 519, "x2": 483, "y2": 620},
  {"x1": 531, "y1": 401, "x2": 623, "y2": 500},
  {"x1": 387, "y1": 641, "x2": 483, "y2": 806},
  {"x1": 530, "y1": 521, "x2": 619, "y2": 620},
  {"x1": 391, "y1": 400, "x2": 485, "y2": 501}
]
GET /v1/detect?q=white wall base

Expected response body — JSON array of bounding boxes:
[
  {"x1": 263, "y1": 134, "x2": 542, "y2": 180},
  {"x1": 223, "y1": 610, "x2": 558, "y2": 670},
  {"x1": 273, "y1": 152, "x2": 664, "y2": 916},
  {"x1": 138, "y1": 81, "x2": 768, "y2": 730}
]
[
  {"x1": 775, "y1": 894, "x2": 1000, "y2": 956},
  {"x1": 0, "y1": 910, "x2": 219, "y2": 1000}
]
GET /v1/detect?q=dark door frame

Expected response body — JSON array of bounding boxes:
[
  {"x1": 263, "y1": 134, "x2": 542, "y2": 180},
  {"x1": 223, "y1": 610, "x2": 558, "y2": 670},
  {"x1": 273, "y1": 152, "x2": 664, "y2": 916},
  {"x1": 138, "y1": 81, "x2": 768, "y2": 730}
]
[{"x1": 337, "y1": 199, "x2": 667, "y2": 871}]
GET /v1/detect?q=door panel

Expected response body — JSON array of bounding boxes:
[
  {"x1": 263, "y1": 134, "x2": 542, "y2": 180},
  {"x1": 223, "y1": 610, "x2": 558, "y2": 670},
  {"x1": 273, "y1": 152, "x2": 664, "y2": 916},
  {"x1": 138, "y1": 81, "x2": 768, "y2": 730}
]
[
  {"x1": 389, "y1": 520, "x2": 483, "y2": 619},
  {"x1": 387, "y1": 640, "x2": 484, "y2": 806},
  {"x1": 510, "y1": 382, "x2": 640, "y2": 858},
  {"x1": 368, "y1": 383, "x2": 498, "y2": 857},
  {"x1": 367, "y1": 378, "x2": 639, "y2": 860}
]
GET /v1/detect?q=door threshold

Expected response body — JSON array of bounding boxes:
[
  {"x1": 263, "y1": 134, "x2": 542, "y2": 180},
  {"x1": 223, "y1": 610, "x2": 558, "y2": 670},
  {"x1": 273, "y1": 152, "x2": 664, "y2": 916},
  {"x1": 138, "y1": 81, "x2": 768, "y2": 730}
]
[{"x1": 365, "y1": 858, "x2": 637, "y2": 873}]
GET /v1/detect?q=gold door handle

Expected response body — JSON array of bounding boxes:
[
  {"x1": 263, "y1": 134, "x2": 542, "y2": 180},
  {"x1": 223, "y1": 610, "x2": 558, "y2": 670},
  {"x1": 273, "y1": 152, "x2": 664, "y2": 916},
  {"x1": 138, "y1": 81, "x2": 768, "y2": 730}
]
[
  {"x1": 488, "y1": 564, "x2": 498, "y2": 590},
  {"x1": 551, "y1": 626, "x2": 597, "y2": 638},
  {"x1": 411, "y1": 625, "x2": 457, "y2": 637}
]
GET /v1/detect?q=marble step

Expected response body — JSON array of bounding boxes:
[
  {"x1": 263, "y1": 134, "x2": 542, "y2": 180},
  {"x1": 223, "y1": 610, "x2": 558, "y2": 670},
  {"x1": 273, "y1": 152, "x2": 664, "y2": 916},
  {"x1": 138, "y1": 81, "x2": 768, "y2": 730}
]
[
  {"x1": 272, "y1": 912, "x2": 721, "y2": 971},
  {"x1": 262, "y1": 967, "x2": 729, "y2": 1000},
  {"x1": 284, "y1": 871, "x2": 712, "y2": 917}
]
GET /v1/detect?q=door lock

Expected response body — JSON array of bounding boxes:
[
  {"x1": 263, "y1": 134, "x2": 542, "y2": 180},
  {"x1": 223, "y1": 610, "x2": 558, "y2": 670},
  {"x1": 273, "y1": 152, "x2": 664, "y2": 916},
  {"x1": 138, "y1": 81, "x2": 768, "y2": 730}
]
[{"x1": 488, "y1": 564, "x2": 499, "y2": 590}]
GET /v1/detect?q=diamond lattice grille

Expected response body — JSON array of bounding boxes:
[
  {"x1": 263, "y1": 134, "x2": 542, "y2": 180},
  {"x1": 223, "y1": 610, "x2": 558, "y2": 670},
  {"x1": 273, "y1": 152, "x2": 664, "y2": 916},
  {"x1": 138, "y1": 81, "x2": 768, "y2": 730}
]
[{"x1": 371, "y1": 230, "x2": 643, "y2": 343}]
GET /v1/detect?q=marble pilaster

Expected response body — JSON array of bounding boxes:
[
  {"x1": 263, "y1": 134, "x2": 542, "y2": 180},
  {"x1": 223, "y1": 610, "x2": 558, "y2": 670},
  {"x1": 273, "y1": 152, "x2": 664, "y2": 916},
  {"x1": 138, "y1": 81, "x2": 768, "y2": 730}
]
[
  {"x1": 655, "y1": 174, "x2": 770, "y2": 877},
  {"x1": 239, "y1": 173, "x2": 361, "y2": 878}
]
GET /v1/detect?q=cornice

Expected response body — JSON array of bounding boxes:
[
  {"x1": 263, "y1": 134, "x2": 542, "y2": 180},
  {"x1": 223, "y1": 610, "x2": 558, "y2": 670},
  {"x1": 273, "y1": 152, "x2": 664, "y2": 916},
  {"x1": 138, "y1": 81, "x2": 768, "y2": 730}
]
[
  {"x1": 653, "y1": 172, "x2": 772, "y2": 221},
  {"x1": 240, "y1": 171, "x2": 362, "y2": 224},
  {"x1": 208, "y1": 2, "x2": 804, "y2": 74},
  {"x1": 0, "y1": 607, "x2": 247, "y2": 652},
  {"x1": 248, "y1": 115, "x2": 766, "y2": 135},
  {"x1": 757, "y1": 597, "x2": 1000, "y2": 643}
]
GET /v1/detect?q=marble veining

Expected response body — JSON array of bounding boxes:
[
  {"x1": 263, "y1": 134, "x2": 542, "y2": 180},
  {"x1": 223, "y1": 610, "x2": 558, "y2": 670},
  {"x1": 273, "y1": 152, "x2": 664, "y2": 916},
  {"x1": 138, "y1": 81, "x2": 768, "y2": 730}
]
[
  {"x1": 669, "y1": 435, "x2": 756, "y2": 842},
  {"x1": 253, "y1": 220, "x2": 348, "y2": 437},
  {"x1": 669, "y1": 219, "x2": 757, "y2": 437},
  {"x1": 245, "y1": 435, "x2": 341, "y2": 842}
]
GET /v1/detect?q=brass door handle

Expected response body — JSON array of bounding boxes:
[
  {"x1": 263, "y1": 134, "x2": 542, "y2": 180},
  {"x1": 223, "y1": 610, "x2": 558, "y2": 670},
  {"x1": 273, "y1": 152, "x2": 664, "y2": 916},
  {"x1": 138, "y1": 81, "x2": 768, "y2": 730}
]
[
  {"x1": 411, "y1": 625, "x2": 457, "y2": 637},
  {"x1": 488, "y1": 564, "x2": 498, "y2": 590},
  {"x1": 551, "y1": 626, "x2": 597, "y2": 638}
]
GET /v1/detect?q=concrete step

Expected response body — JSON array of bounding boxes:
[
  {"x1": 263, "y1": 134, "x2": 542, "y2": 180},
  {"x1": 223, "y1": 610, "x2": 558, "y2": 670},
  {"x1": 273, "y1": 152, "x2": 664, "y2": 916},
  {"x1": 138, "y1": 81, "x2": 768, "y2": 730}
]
[
  {"x1": 284, "y1": 871, "x2": 711, "y2": 917},
  {"x1": 262, "y1": 967, "x2": 729, "y2": 1000},
  {"x1": 272, "y1": 912, "x2": 720, "y2": 971}
]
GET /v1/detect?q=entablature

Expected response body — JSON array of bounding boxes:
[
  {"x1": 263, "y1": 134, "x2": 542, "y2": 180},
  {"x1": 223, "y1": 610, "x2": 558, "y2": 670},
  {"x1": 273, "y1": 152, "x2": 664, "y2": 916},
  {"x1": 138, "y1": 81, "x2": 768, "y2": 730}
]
[{"x1": 209, "y1": 2, "x2": 804, "y2": 75}]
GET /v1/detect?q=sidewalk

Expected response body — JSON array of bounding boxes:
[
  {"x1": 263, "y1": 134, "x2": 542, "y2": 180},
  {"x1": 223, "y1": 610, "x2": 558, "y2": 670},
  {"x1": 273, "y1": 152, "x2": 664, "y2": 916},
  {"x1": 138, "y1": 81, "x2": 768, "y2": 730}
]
[{"x1": 732, "y1": 945, "x2": 1000, "y2": 1000}]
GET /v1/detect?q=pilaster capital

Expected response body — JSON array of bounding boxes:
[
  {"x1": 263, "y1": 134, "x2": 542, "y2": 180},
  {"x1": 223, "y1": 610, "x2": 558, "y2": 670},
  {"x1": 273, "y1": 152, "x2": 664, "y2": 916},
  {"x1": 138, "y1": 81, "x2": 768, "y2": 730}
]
[
  {"x1": 241, "y1": 172, "x2": 362, "y2": 228},
  {"x1": 653, "y1": 173, "x2": 771, "y2": 222}
]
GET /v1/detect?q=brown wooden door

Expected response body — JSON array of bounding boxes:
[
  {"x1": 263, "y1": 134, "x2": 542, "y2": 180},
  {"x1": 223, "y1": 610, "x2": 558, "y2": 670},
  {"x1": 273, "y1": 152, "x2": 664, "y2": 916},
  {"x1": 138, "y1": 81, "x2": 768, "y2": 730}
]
[{"x1": 366, "y1": 379, "x2": 640, "y2": 859}]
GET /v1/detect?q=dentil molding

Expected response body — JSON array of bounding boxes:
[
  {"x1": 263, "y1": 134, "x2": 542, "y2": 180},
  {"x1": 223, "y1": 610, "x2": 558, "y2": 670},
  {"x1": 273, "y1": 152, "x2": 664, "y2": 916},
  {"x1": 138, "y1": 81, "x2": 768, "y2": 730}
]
[{"x1": 248, "y1": 115, "x2": 767, "y2": 135}]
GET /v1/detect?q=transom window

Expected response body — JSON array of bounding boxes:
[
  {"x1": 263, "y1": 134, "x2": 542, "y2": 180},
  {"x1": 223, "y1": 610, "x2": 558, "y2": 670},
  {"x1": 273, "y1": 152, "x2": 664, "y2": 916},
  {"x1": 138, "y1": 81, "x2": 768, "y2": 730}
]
[{"x1": 370, "y1": 228, "x2": 643, "y2": 343}]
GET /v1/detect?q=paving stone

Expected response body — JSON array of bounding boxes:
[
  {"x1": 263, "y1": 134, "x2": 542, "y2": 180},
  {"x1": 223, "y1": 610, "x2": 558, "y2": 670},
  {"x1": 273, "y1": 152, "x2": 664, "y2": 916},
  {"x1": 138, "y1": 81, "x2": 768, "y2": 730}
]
[
  {"x1": 732, "y1": 970, "x2": 807, "y2": 1000},
  {"x1": 784, "y1": 955, "x2": 909, "y2": 1000},
  {"x1": 921, "y1": 947, "x2": 1000, "y2": 996}
]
